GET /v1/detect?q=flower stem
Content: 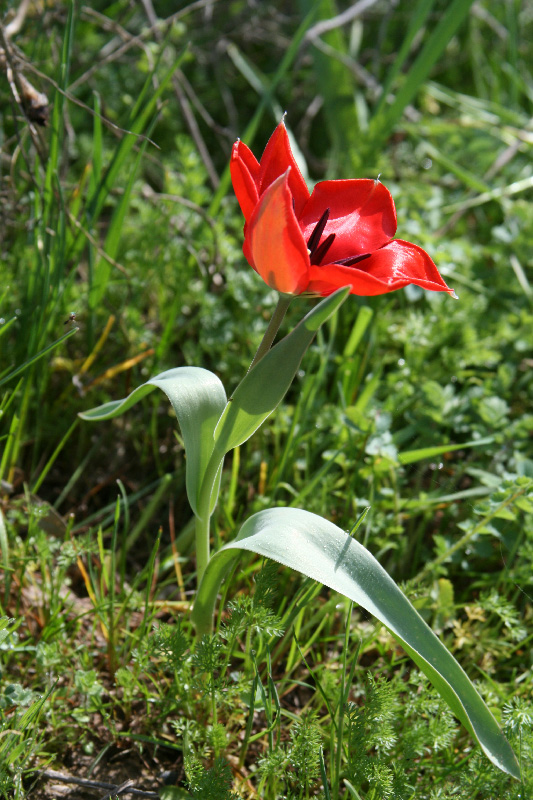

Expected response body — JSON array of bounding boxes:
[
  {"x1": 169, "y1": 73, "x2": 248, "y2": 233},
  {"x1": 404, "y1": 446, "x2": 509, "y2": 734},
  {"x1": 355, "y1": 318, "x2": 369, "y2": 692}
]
[
  {"x1": 192, "y1": 548, "x2": 241, "y2": 636},
  {"x1": 249, "y1": 293, "x2": 292, "y2": 370},
  {"x1": 195, "y1": 513, "x2": 211, "y2": 586},
  {"x1": 195, "y1": 447, "x2": 224, "y2": 584},
  {"x1": 193, "y1": 293, "x2": 291, "y2": 623}
]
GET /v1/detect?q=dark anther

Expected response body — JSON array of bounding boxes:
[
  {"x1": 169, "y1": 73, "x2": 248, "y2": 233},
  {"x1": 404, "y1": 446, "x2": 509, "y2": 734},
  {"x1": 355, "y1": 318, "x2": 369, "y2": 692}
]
[
  {"x1": 310, "y1": 233, "x2": 336, "y2": 265},
  {"x1": 307, "y1": 208, "x2": 330, "y2": 254},
  {"x1": 334, "y1": 253, "x2": 371, "y2": 267}
]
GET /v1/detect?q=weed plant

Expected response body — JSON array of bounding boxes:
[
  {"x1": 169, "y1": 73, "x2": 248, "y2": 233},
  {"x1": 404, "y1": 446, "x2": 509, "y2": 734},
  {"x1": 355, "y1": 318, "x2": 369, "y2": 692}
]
[{"x1": 0, "y1": 1, "x2": 532, "y2": 798}]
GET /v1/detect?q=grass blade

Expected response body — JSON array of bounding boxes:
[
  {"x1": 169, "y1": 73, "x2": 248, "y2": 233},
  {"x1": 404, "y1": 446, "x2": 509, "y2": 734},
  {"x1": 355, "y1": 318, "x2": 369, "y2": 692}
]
[
  {"x1": 0, "y1": 327, "x2": 78, "y2": 388},
  {"x1": 398, "y1": 436, "x2": 494, "y2": 465},
  {"x1": 374, "y1": 0, "x2": 437, "y2": 117},
  {"x1": 369, "y1": 0, "x2": 477, "y2": 146}
]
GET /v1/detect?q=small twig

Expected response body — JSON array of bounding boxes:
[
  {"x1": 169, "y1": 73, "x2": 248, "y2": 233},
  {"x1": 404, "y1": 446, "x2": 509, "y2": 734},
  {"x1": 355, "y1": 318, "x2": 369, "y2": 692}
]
[
  {"x1": 437, "y1": 153, "x2": 533, "y2": 237},
  {"x1": 306, "y1": 24, "x2": 420, "y2": 123},
  {"x1": 137, "y1": 0, "x2": 221, "y2": 189},
  {"x1": 20, "y1": 60, "x2": 160, "y2": 149},
  {"x1": 140, "y1": 184, "x2": 217, "y2": 230},
  {"x1": 99, "y1": 778, "x2": 135, "y2": 800},
  {"x1": 140, "y1": 0, "x2": 158, "y2": 29},
  {"x1": 72, "y1": 2, "x2": 221, "y2": 187},
  {"x1": 0, "y1": 23, "x2": 46, "y2": 173},
  {"x1": 170, "y1": 72, "x2": 220, "y2": 189},
  {"x1": 66, "y1": 210, "x2": 130, "y2": 276},
  {"x1": 305, "y1": 0, "x2": 381, "y2": 41},
  {"x1": 471, "y1": 1, "x2": 509, "y2": 40},
  {"x1": 178, "y1": 68, "x2": 233, "y2": 140},
  {"x1": 140, "y1": 184, "x2": 222, "y2": 274},
  {"x1": 3, "y1": 0, "x2": 31, "y2": 39},
  {"x1": 1, "y1": 8, "x2": 49, "y2": 128},
  {"x1": 38, "y1": 769, "x2": 159, "y2": 798},
  {"x1": 73, "y1": 0, "x2": 216, "y2": 91}
]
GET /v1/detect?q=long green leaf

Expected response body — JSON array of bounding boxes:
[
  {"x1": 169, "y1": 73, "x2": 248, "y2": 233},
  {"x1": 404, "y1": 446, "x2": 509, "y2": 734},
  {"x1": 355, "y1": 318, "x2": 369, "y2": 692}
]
[
  {"x1": 213, "y1": 287, "x2": 350, "y2": 456},
  {"x1": 89, "y1": 111, "x2": 159, "y2": 307},
  {"x1": 398, "y1": 436, "x2": 494, "y2": 465},
  {"x1": 369, "y1": 0, "x2": 477, "y2": 146},
  {"x1": 79, "y1": 367, "x2": 227, "y2": 517},
  {"x1": 374, "y1": 0, "x2": 437, "y2": 118},
  {"x1": 197, "y1": 508, "x2": 520, "y2": 779},
  {"x1": 298, "y1": 0, "x2": 360, "y2": 169},
  {"x1": 0, "y1": 317, "x2": 17, "y2": 340},
  {"x1": 43, "y1": 1, "x2": 75, "y2": 224},
  {"x1": 81, "y1": 47, "x2": 186, "y2": 238},
  {"x1": 0, "y1": 328, "x2": 79, "y2": 388}
]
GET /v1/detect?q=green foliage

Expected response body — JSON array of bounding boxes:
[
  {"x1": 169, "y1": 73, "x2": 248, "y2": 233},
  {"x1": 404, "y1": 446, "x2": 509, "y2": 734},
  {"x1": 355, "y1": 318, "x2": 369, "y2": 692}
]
[
  {"x1": 185, "y1": 756, "x2": 241, "y2": 800},
  {"x1": 150, "y1": 620, "x2": 190, "y2": 671},
  {"x1": 221, "y1": 560, "x2": 284, "y2": 642},
  {"x1": 192, "y1": 635, "x2": 225, "y2": 679},
  {"x1": 288, "y1": 710, "x2": 323, "y2": 791},
  {"x1": 503, "y1": 698, "x2": 533, "y2": 738}
]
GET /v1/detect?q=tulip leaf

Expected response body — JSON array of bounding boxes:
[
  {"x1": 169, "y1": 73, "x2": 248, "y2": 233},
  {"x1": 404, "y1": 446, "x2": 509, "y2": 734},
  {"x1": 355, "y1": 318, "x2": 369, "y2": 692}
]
[
  {"x1": 196, "y1": 507, "x2": 520, "y2": 779},
  {"x1": 79, "y1": 367, "x2": 227, "y2": 517},
  {"x1": 213, "y1": 286, "x2": 350, "y2": 455}
]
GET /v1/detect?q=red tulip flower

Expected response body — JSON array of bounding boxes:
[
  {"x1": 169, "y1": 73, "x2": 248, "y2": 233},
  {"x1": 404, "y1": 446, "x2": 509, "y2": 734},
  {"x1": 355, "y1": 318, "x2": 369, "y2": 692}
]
[{"x1": 231, "y1": 121, "x2": 454, "y2": 297}]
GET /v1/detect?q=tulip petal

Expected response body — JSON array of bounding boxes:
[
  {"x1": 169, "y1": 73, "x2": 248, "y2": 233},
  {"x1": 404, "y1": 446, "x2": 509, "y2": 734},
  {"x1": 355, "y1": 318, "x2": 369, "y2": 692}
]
[
  {"x1": 246, "y1": 170, "x2": 310, "y2": 295},
  {"x1": 307, "y1": 239, "x2": 453, "y2": 296},
  {"x1": 231, "y1": 140, "x2": 261, "y2": 221},
  {"x1": 300, "y1": 179, "x2": 397, "y2": 263},
  {"x1": 259, "y1": 122, "x2": 309, "y2": 217}
]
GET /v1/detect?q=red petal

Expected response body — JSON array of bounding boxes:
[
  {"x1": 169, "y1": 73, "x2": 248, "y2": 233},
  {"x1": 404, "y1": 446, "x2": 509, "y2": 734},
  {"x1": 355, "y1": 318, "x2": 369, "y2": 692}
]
[
  {"x1": 259, "y1": 122, "x2": 309, "y2": 217},
  {"x1": 307, "y1": 239, "x2": 453, "y2": 296},
  {"x1": 300, "y1": 179, "x2": 397, "y2": 263},
  {"x1": 231, "y1": 140, "x2": 261, "y2": 221},
  {"x1": 245, "y1": 170, "x2": 310, "y2": 295}
]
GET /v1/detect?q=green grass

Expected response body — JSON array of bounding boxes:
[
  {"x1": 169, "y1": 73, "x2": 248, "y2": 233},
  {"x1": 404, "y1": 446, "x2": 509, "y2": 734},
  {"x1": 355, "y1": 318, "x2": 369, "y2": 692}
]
[{"x1": 0, "y1": 1, "x2": 532, "y2": 798}]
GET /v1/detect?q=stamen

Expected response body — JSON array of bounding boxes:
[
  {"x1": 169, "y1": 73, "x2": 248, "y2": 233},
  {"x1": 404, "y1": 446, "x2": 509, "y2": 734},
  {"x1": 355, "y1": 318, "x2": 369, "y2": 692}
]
[
  {"x1": 334, "y1": 253, "x2": 371, "y2": 267},
  {"x1": 307, "y1": 208, "x2": 330, "y2": 254},
  {"x1": 310, "y1": 233, "x2": 336, "y2": 265}
]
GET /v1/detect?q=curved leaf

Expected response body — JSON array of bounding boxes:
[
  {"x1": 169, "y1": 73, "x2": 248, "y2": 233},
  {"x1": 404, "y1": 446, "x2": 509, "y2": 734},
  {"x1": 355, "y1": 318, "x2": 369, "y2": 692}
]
[
  {"x1": 213, "y1": 286, "x2": 350, "y2": 455},
  {"x1": 79, "y1": 367, "x2": 227, "y2": 516},
  {"x1": 203, "y1": 507, "x2": 519, "y2": 779}
]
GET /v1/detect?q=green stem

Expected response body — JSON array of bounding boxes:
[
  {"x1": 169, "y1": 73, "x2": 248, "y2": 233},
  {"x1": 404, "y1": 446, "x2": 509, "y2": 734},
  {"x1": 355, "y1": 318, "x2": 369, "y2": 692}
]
[
  {"x1": 249, "y1": 293, "x2": 292, "y2": 370},
  {"x1": 195, "y1": 513, "x2": 211, "y2": 587},
  {"x1": 195, "y1": 448, "x2": 225, "y2": 584},
  {"x1": 191, "y1": 548, "x2": 241, "y2": 636},
  {"x1": 193, "y1": 293, "x2": 291, "y2": 600}
]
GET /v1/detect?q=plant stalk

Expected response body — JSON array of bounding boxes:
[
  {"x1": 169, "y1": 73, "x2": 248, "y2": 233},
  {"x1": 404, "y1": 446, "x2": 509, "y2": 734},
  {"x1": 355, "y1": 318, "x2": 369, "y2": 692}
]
[
  {"x1": 195, "y1": 448, "x2": 224, "y2": 584},
  {"x1": 195, "y1": 513, "x2": 211, "y2": 587},
  {"x1": 249, "y1": 292, "x2": 292, "y2": 370},
  {"x1": 193, "y1": 293, "x2": 292, "y2": 602}
]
